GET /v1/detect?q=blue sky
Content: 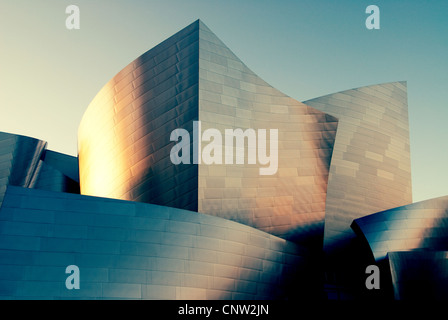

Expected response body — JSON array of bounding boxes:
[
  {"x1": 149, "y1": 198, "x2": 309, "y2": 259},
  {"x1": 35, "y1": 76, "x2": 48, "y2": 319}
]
[{"x1": 0, "y1": 0, "x2": 447, "y2": 202}]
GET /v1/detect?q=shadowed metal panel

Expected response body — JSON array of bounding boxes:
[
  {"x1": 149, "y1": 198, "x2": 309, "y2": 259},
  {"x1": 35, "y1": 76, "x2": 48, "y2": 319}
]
[
  {"x1": 197, "y1": 21, "x2": 338, "y2": 247},
  {"x1": 352, "y1": 195, "x2": 448, "y2": 261},
  {"x1": 30, "y1": 158, "x2": 80, "y2": 194},
  {"x1": 305, "y1": 82, "x2": 412, "y2": 258},
  {"x1": 388, "y1": 251, "x2": 448, "y2": 300},
  {"x1": 0, "y1": 132, "x2": 80, "y2": 199},
  {"x1": 0, "y1": 186, "x2": 309, "y2": 300},
  {"x1": 0, "y1": 132, "x2": 47, "y2": 206},
  {"x1": 40, "y1": 150, "x2": 79, "y2": 183}
]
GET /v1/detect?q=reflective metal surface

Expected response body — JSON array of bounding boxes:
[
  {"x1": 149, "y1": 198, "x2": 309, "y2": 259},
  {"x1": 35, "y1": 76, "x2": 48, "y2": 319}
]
[
  {"x1": 352, "y1": 195, "x2": 448, "y2": 261},
  {"x1": 2, "y1": 20, "x2": 441, "y2": 300},
  {"x1": 0, "y1": 131, "x2": 80, "y2": 201},
  {"x1": 39, "y1": 150, "x2": 79, "y2": 183},
  {"x1": 30, "y1": 150, "x2": 80, "y2": 194},
  {"x1": 0, "y1": 186, "x2": 309, "y2": 299},
  {"x1": 197, "y1": 22, "x2": 338, "y2": 246},
  {"x1": 78, "y1": 20, "x2": 200, "y2": 212},
  {"x1": 78, "y1": 20, "x2": 338, "y2": 248},
  {"x1": 305, "y1": 82, "x2": 412, "y2": 258},
  {"x1": 0, "y1": 132, "x2": 46, "y2": 206},
  {"x1": 388, "y1": 251, "x2": 448, "y2": 300}
]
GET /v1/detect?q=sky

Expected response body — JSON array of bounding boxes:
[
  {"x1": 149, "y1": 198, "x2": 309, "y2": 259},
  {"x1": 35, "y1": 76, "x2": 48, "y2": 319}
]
[{"x1": 0, "y1": 0, "x2": 447, "y2": 202}]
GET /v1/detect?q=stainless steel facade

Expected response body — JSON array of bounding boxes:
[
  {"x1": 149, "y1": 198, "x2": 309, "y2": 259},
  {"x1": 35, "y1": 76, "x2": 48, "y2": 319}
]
[
  {"x1": 78, "y1": 21, "x2": 200, "y2": 212},
  {"x1": 0, "y1": 132, "x2": 46, "y2": 206},
  {"x1": 78, "y1": 20, "x2": 338, "y2": 248},
  {"x1": 305, "y1": 82, "x2": 412, "y2": 258},
  {"x1": 1, "y1": 20, "x2": 446, "y2": 300},
  {"x1": 352, "y1": 195, "x2": 448, "y2": 261},
  {"x1": 30, "y1": 150, "x2": 80, "y2": 194},
  {"x1": 388, "y1": 251, "x2": 448, "y2": 300},
  {"x1": 197, "y1": 22, "x2": 338, "y2": 246},
  {"x1": 0, "y1": 186, "x2": 307, "y2": 299},
  {"x1": 0, "y1": 132, "x2": 79, "y2": 207}
]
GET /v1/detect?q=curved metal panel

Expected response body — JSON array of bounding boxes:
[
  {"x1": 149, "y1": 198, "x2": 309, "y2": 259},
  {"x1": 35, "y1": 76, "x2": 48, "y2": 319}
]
[
  {"x1": 78, "y1": 20, "x2": 338, "y2": 248},
  {"x1": 30, "y1": 159, "x2": 80, "y2": 194},
  {"x1": 352, "y1": 195, "x2": 448, "y2": 261},
  {"x1": 196, "y1": 21, "x2": 338, "y2": 246},
  {"x1": 305, "y1": 82, "x2": 412, "y2": 257},
  {"x1": 40, "y1": 150, "x2": 79, "y2": 183},
  {"x1": 0, "y1": 132, "x2": 81, "y2": 199},
  {"x1": 0, "y1": 186, "x2": 310, "y2": 300},
  {"x1": 0, "y1": 131, "x2": 47, "y2": 206},
  {"x1": 78, "y1": 20, "x2": 200, "y2": 211},
  {"x1": 388, "y1": 251, "x2": 448, "y2": 300}
]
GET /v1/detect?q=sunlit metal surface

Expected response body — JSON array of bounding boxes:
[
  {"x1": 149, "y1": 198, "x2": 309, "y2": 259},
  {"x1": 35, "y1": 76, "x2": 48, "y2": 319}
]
[
  {"x1": 78, "y1": 20, "x2": 339, "y2": 248},
  {"x1": 1, "y1": 19, "x2": 446, "y2": 301},
  {"x1": 352, "y1": 195, "x2": 448, "y2": 261},
  {"x1": 0, "y1": 186, "x2": 311, "y2": 299},
  {"x1": 0, "y1": 132, "x2": 79, "y2": 202},
  {"x1": 78, "y1": 20, "x2": 200, "y2": 211},
  {"x1": 305, "y1": 82, "x2": 412, "y2": 257}
]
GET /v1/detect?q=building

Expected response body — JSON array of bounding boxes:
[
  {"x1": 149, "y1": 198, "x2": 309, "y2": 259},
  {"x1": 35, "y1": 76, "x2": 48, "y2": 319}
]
[
  {"x1": 78, "y1": 20, "x2": 339, "y2": 250},
  {"x1": 0, "y1": 20, "x2": 444, "y2": 300}
]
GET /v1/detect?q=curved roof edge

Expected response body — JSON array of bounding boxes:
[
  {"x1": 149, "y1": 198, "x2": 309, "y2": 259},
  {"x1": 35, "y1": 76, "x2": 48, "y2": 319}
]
[
  {"x1": 304, "y1": 81, "x2": 407, "y2": 103},
  {"x1": 351, "y1": 194, "x2": 448, "y2": 261}
]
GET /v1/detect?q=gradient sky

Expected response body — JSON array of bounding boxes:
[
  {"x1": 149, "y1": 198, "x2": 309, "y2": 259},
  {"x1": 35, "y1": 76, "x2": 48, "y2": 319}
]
[{"x1": 0, "y1": 0, "x2": 447, "y2": 202}]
